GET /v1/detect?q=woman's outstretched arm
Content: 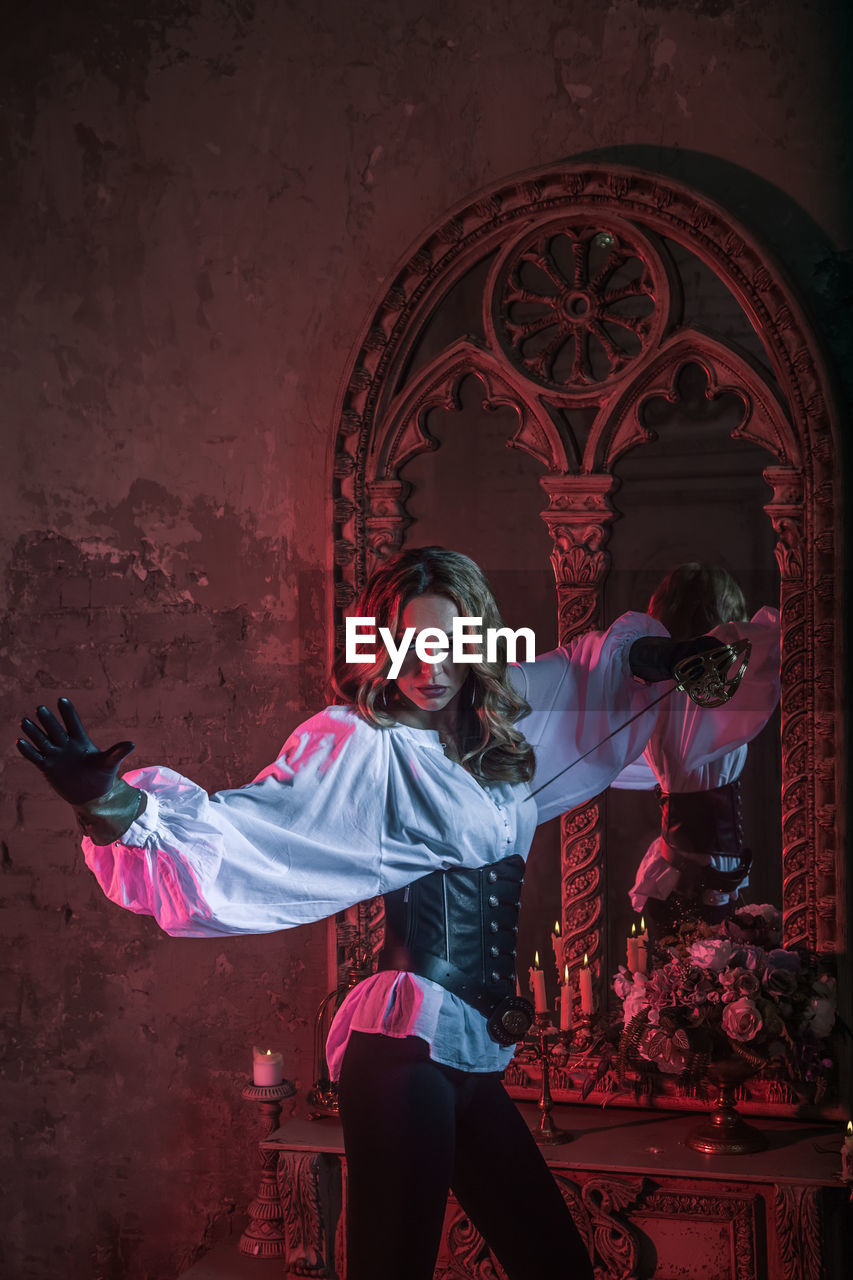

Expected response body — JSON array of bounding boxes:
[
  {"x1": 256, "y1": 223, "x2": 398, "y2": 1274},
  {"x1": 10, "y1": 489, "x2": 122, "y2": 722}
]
[{"x1": 16, "y1": 700, "x2": 520, "y2": 939}]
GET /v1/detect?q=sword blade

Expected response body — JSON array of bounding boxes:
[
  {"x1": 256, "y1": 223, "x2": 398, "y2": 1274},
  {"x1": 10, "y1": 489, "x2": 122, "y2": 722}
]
[{"x1": 524, "y1": 685, "x2": 676, "y2": 802}]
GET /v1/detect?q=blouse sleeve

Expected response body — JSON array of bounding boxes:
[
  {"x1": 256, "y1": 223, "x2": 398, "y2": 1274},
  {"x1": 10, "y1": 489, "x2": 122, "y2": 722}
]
[
  {"x1": 82, "y1": 707, "x2": 400, "y2": 938},
  {"x1": 509, "y1": 611, "x2": 670, "y2": 825},
  {"x1": 609, "y1": 757, "x2": 659, "y2": 790},
  {"x1": 641, "y1": 607, "x2": 781, "y2": 783}
]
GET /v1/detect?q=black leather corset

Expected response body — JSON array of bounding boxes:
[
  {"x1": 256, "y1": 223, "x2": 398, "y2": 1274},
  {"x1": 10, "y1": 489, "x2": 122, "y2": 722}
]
[
  {"x1": 658, "y1": 778, "x2": 751, "y2": 893},
  {"x1": 377, "y1": 853, "x2": 532, "y2": 1044},
  {"x1": 659, "y1": 778, "x2": 744, "y2": 854}
]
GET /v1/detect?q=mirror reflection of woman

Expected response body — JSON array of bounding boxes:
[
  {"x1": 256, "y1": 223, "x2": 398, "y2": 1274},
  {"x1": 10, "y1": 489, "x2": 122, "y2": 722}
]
[
  {"x1": 18, "y1": 547, "x2": 720, "y2": 1280},
  {"x1": 612, "y1": 563, "x2": 781, "y2": 935}
]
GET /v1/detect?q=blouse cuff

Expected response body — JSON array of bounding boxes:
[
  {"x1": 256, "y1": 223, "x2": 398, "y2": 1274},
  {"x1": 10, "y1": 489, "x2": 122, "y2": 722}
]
[{"x1": 75, "y1": 779, "x2": 148, "y2": 846}]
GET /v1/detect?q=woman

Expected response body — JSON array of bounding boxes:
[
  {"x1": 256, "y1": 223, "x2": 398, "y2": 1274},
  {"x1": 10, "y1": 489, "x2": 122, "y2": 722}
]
[
  {"x1": 612, "y1": 562, "x2": 781, "y2": 931},
  {"x1": 18, "y1": 547, "x2": 718, "y2": 1279}
]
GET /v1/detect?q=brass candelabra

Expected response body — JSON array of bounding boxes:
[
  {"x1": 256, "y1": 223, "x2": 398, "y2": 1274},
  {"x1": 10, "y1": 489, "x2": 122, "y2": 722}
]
[{"x1": 531, "y1": 1013, "x2": 571, "y2": 1145}]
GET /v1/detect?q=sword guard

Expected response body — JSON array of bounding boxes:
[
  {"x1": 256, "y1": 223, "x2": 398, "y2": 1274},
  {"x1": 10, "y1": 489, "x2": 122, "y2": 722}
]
[{"x1": 673, "y1": 638, "x2": 752, "y2": 708}]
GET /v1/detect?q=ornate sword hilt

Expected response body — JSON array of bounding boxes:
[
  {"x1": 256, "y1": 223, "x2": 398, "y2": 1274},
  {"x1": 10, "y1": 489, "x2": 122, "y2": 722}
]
[{"x1": 673, "y1": 638, "x2": 752, "y2": 708}]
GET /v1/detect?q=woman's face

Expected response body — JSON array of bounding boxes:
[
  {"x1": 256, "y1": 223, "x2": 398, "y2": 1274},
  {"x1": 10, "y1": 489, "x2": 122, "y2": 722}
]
[{"x1": 391, "y1": 593, "x2": 469, "y2": 724}]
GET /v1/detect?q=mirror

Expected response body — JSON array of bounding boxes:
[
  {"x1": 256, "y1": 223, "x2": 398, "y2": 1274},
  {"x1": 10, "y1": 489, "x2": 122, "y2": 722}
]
[
  {"x1": 602, "y1": 360, "x2": 782, "y2": 1002},
  {"x1": 329, "y1": 165, "x2": 844, "y2": 1103}
]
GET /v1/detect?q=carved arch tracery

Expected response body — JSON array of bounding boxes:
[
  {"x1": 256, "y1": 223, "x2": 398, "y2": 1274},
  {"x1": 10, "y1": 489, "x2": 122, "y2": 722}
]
[{"x1": 330, "y1": 164, "x2": 844, "y2": 1000}]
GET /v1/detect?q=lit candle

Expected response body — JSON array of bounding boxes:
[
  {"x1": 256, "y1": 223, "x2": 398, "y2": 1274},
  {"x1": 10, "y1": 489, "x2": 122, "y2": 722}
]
[
  {"x1": 842, "y1": 1121, "x2": 853, "y2": 1182},
  {"x1": 636, "y1": 918, "x2": 648, "y2": 974},
  {"x1": 529, "y1": 951, "x2": 548, "y2": 1014},
  {"x1": 627, "y1": 923, "x2": 639, "y2": 973},
  {"x1": 560, "y1": 963, "x2": 572, "y2": 1032},
  {"x1": 551, "y1": 919, "x2": 564, "y2": 978},
  {"x1": 579, "y1": 952, "x2": 594, "y2": 1015},
  {"x1": 253, "y1": 1046, "x2": 284, "y2": 1086}
]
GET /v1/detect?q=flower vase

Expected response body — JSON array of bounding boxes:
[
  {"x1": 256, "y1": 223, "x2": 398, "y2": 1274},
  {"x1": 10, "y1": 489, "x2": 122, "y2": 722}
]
[{"x1": 685, "y1": 1055, "x2": 767, "y2": 1154}]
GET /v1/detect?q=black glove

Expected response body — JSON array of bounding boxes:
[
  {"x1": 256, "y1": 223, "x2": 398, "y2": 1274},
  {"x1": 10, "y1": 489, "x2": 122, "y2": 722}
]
[
  {"x1": 629, "y1": 635, "x2": 719, "y2": 683},
  {"x1": 17, "y1": 698, "x2": 136, "y2": 805}
]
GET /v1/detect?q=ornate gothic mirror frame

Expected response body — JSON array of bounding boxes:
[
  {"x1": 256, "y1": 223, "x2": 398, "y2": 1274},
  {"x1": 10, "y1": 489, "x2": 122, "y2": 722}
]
[{"x1": 328, "y1": 164, "x2": 845, "y2": 1010}]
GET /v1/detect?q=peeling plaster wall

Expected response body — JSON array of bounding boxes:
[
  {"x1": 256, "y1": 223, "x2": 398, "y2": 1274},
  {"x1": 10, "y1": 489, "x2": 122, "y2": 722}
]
[{"x1": 1, "y1": 1, "x2": 849, "y2": 1276}]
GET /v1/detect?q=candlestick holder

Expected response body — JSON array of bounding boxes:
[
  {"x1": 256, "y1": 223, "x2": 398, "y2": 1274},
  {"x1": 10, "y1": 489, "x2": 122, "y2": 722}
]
[
  {"x1": 532, "y1": 1013, "x2": 571, "y2": 1145},
  {"x1": 239, "y1": 1079, "x2": 296, "y2": 1258}
]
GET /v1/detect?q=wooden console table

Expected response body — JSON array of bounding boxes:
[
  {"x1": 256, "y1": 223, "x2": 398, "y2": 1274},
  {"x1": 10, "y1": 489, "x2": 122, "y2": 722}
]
[{"x1": 261, "y1": 1104, "x2": 849, "y2": 1279}]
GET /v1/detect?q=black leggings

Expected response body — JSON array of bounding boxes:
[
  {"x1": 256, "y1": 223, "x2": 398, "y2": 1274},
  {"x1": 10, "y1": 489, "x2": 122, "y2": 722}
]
[{"x1": 337, "y1": 1031, "x2": 594, "y2": 1280}]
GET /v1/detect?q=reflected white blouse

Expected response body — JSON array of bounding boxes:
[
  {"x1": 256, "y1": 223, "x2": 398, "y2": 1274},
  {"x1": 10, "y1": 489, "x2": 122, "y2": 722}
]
[
  {"x1": 82, "y1": 611, "x2": 667, "y2": 1073},
  {"x1": 611, "y1": 608, "x2": 781, "y2": 911}
]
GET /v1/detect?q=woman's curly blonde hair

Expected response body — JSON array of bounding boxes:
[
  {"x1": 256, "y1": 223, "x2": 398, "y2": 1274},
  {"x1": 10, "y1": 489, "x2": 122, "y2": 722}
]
[{"x1": 331, "y1": 547, "x2": 535, "y2": 784}]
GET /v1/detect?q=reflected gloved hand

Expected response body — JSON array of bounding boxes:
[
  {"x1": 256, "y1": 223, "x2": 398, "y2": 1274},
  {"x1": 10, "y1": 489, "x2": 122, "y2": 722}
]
[
  {"x1": 629, "y1": 635, "x2": 719, "y2": 684},
  {"x1": 17, "y1": 698, "x2": 136, "y2": 805}
]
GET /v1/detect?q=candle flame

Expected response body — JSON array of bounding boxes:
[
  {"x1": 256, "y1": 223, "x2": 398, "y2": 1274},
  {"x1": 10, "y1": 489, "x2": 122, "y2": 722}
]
[
  {"x1": 563, "y1": 964, "x2": 569, "y2": 983},
  {"x1": 583, "y1": 951, "x2": 589, "y2": 967},
  {"x1": 640, "y1": 915, "x2": 646, "y2": 931},
  {"x1": 265, "y1": 1049, "x2": 272, "y2": 1056},
  {"x1": 553, "y1": 920, "x2": 560, "y2": 935},
  {"x1": 630, "y1": 922, "x2": 637, "y2": 937},
  {"x1": 534, "y1": 950, "x2": 540, "y2": 968},
  {"x1": 848, "y1": 1121, "x2": 852, "y2": 1136}
]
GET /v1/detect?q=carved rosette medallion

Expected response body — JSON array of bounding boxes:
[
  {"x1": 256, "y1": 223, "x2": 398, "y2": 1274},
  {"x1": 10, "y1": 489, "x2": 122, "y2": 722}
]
[{"x1": 486, "y1": 215, "x2": 674, "y2": 402}]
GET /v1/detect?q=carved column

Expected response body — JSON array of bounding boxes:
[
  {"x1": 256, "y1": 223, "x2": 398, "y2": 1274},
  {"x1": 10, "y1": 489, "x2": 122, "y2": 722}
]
[
  {"x1": 763, "y1": 466, "x2": 811, "y2": 950},
  {"x1": 540, "y1": 474, "x2": 619, "y2": 1012},
  {"x1": 364, "y1": 478, "x2": 410, "y2": 574}
]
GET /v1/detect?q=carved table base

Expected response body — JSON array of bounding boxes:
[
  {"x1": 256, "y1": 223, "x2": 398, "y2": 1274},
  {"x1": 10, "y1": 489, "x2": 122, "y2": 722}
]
[{"x1": 262, "y1": 1106, "x2": 849, "y2": 1279}]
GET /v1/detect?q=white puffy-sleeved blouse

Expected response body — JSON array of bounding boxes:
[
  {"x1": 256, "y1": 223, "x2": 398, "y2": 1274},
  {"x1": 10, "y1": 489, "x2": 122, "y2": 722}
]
[
  {"x1": 81, "y1": 611, "x2": 667, "y2": 1074},
  {"x1": 611, "y1": 608, "x2": 781, "y2": 911}
]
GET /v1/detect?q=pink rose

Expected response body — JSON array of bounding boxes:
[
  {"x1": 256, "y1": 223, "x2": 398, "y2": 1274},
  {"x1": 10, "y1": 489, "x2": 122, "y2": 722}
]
[
  {"x1": 762, "y1": 966, "x2": 797, "y2": 998},
  {"x1": 737, "y1": 903, "x2": 781, "y2": 927},
  {"x1": 721, "y1": 966, "x2": 759, "y2": 996},
  {"x1": 733, "y1": 968, "x2": 761, "y2": 997},
  {"x1": 688, "y1": 939, "x2": 734, "y2": 971},
  {"x1": 646, "y1": 968, "x2": 674, "y2": 1004},
  {"x1": 734, "y1": 945, "x2": 765, "y2": 972},
  {"x1": 621, "y1": 974, "x2": 649, "y2": 1025},
  {"x1": 612, "y1": 969, "x2": 633, "y2": 1001},
  {"x1": 722, "y1": 997, "x2": 763, "y2": 1043}
]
